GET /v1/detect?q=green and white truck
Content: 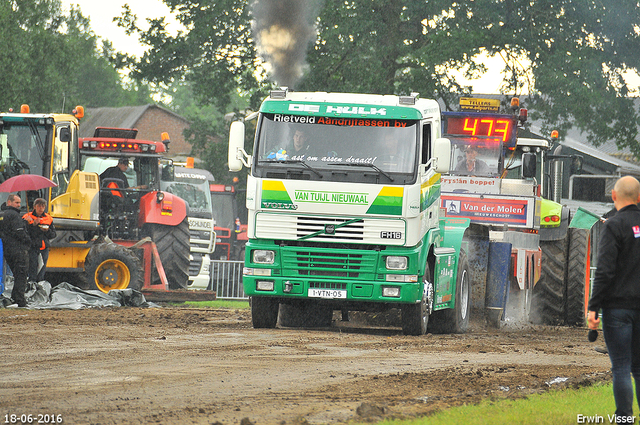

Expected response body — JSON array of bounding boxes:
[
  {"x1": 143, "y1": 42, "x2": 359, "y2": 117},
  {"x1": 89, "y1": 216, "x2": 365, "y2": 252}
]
[{"x1": 228, "y1": 90, "x2": 478, "y2": 335}]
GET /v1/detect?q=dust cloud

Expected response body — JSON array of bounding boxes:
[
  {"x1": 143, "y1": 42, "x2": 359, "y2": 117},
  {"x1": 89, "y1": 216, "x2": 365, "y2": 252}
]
[{"x1": 251, "y1": 0, "x2": 325, "y2": 88}]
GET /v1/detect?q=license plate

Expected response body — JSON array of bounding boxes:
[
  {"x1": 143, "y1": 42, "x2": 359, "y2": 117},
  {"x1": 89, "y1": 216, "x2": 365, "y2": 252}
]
[{"x1": 308, "y1": 288, "x2": 347, "y2": 299}]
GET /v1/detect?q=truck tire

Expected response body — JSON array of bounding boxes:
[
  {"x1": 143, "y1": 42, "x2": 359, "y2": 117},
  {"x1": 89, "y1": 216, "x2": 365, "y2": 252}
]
[
  {"x1": 143, "y1": 218, "x2": 190, "y2": 290},
  {"x1": 278, "y1": 303, "x2": 333, "y2": 328},
  {"x1": 428, "y1": 250, "x2": 471, "y2": 334},
  {"x1": 565, "y1": 228, "x2": 590, "y2": 326},
  {"x1": 532, "y1": 237, "x2": 568, "y2": 325},
  {"x1": 401, "y1": 263, "x2": 432, "y2": 335},
  {"x1": 251, "y1": 297, "x2": 279, "y2": 328},
  {"x1": 84, "y1": 242, "x2": 144, "y2": 293}
]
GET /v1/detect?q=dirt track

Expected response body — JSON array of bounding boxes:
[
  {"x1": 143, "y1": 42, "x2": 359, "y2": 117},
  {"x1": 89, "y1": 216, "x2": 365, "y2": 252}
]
[{"x1": 0, "y1": 306, "x2": 611, "y2": 424}]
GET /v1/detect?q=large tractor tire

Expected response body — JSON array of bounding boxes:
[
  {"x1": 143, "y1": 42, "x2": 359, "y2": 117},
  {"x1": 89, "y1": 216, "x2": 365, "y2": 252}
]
[
  {"x1": 278, "y1": 303, "x2": 333, "y2": 328},
  {"x1": 401, "y1": 262, "x2": 432, "y2": 336},
  {"x1": 143, "y1": 218, "x2": 190, "y2": 289},
  {"x1": 565, "y1": 228, "x2": 590, "y2": 326},
  {"x1": 84, "y1": 242, "x2": 144, "y2": 293},
  {"x1": 532, "y1": 237, "x2": 568, "y2": 325},
  {"x1": 428, "y1": 250, "x2": 471, "y2": 334}
]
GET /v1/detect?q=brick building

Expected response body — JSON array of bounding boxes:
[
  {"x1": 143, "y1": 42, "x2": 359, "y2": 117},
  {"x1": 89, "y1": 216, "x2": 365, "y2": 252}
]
[{"x1": 79, "y1": 105, "x2": 193, "y2": 156}]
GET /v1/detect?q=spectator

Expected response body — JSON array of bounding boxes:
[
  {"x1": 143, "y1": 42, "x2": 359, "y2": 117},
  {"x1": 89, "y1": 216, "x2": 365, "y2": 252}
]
[
  {"x1": 0, "y1": 194, "x2": 30, "y2": 307},
  {"x1": 23, "y1": 198, "x2": 56, "y2": 282},
  {"x1": 588, "y1": 175, "x2": 640, "y2": 422}
]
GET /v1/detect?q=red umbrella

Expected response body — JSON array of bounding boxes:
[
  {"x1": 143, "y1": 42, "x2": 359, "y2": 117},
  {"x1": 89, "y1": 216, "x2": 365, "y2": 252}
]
[{"x1": 0, "y1": 174, "x2": 58, "y2": 193}]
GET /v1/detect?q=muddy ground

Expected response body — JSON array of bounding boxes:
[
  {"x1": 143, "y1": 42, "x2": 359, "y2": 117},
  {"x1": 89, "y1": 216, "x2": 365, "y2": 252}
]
[{"x1": 0, "y1": 305, "x2": 611, "y2": 425}]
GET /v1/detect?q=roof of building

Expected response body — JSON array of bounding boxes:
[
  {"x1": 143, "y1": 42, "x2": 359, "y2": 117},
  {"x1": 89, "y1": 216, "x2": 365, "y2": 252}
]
[{"x1": 79, "y1": 104, "x2": 190, "y2": 139}]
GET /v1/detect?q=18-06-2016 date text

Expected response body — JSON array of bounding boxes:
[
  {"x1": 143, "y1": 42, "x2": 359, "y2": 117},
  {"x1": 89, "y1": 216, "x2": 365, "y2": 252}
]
[{"x1": 4, "y1": 414, "x2": 62, "y2": 424}]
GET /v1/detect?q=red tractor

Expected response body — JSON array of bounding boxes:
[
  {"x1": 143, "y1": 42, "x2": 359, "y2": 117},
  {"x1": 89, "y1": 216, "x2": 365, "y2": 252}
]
[{"x1": 76, "y1": 127, "x2": 191, "y2": 290}]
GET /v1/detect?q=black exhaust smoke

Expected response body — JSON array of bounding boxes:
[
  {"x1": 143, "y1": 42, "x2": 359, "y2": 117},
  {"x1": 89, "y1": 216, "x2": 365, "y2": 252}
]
[{"x1": 251, "y1": 0, "x2": 324, "y2": 88}]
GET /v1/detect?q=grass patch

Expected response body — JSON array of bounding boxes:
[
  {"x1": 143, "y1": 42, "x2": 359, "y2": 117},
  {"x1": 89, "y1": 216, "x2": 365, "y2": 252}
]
[{"x1": 378, "y1": 382, "x2": 636, "y2": 425}]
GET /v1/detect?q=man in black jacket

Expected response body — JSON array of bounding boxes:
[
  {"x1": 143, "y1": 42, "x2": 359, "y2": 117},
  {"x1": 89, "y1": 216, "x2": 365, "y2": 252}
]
[
  {"x1": 100, "y1": 158, "x2": 130, "y2": 189},
  {"x1": 588, "y1": 175, "x2": 640, "y2": 422},
  {"x1": 23, "y1": 198, "x2": 56, "y2": 282},
  {"x1": 0, "y1": 194, "x2": 31, "y2": 307}
]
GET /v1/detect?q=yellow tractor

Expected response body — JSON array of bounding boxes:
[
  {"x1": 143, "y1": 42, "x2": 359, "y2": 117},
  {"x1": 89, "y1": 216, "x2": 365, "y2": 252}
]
[{"x1": 0, "y1": 106, "x2": 190, "y2": 293}]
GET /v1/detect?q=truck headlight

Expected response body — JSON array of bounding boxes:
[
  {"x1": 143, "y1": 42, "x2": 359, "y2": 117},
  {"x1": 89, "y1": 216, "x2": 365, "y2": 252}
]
[
  {"x1": 252, "y1": 250, "x2": 275, "y2": 264},
  {"x1": 386, "y1": 256, "x2": 408, "y2": 270}
]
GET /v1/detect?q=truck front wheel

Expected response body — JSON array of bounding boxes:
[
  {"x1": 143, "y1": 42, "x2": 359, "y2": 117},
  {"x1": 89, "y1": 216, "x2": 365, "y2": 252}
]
[{"x1": 401, "y1": 264, "x2": 432, "y2": 335}]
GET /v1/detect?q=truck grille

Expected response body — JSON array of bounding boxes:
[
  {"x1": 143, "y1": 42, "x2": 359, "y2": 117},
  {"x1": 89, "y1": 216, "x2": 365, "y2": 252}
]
[
  {"x1": 297, "y1": 217, "x2": 363, "y2": 241},
  {"x1": 255, "y1": 213, "x2": 405, "y2": 245},
  {"x1": 281, "y1": 248, "x2": 377, "y2": 278}
]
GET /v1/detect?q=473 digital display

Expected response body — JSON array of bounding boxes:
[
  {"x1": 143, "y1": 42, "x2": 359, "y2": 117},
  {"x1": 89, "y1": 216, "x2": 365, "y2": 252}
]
[{"x1": 445, "y1": 115, "x2": 516, "y2": 143}]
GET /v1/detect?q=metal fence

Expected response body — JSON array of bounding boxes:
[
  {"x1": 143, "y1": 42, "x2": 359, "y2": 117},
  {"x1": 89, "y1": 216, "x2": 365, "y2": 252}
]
[{"x1": 210, "y1": 260, "x2": 247, "y2": 300}]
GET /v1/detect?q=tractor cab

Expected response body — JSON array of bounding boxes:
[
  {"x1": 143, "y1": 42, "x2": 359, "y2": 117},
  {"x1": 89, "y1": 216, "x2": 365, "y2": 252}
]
[
  {"x1": 79, "y1": 127, "x2": 175, "y2": 240},
  {"x1": 0, "y1": 104, "x2": 82, "y2": 209}
]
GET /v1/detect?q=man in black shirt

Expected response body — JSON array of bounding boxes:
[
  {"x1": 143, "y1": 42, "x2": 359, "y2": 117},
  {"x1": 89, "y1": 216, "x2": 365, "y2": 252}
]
[{"x1": 588, "y1": 175, "x2": 640, "y2": 421}]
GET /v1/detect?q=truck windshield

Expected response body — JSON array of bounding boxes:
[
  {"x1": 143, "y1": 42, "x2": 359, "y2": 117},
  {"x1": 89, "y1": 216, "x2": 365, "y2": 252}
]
[
  {"x1": 0, "y1": 121, "x2": 49, "y2": 179},
  {"x1": 81, "y1": 155, "x2": 158, "y2": 189},
  {"x1": 164, "y1": 182, "x2": 212, "y2": 215},
  {"x1": 254, "y1": 113, "x2": 418, "y2": 182},
  {"x1": 448, "y1": 136, "x2": 502, "y2": 177}
]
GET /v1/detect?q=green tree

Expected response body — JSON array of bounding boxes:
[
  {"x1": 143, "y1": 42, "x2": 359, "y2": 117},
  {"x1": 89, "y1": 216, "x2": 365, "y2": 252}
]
[
  {"x1": 299, "y1": 0, "x2": 477, "y2": 110},
  {"x1": 167, "y1": 81, "x2": 253, "y2": 185},
  {"x1": 126, "y1": 0, "x2": 640, "y2": 157},
  {"x1": 117, "y1": 0, "x2": 270, "y2": 113},
  {"x1": 0, "y1": 0, "x2": 150, "y2": 113},
  {"x1": 302, "y1": 0, "x2": 640, "y2": 154}
]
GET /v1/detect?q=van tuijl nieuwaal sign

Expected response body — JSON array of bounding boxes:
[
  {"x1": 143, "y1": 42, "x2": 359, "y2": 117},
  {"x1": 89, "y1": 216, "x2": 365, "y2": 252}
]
[{"x1": 294, "y1": 190, "x2": 369, "y2": 205}]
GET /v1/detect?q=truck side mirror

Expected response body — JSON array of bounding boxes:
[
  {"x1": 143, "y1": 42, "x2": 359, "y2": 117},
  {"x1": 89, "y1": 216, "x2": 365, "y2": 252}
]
[
  {"x1": 229, "y1": 121, "x2": 247, "y2": 172},
  {"x1": 571, "y1": 155, "x2": 583, "y2": 174},
  {"x1": 433, "y1": 138, "x2": 451, "y2": 173},
  {"x1": 522, "y1": 152, "x2": 536, "y2": 178}
]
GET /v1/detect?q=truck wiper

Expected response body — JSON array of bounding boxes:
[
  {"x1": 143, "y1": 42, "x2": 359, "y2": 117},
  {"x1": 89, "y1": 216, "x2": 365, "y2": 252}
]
[
  {"x1": 327, "y1": 162, "x2": 394, "y2": 182},
  {"x1": 261, "y1": 158, "x2": 323, "y2": 178}
]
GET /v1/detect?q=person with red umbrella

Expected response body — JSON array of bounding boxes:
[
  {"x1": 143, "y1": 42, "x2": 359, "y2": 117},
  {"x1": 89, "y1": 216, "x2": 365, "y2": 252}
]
[{"x1": 0, "y1": 194, "x2": 31, "y2": 307}]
